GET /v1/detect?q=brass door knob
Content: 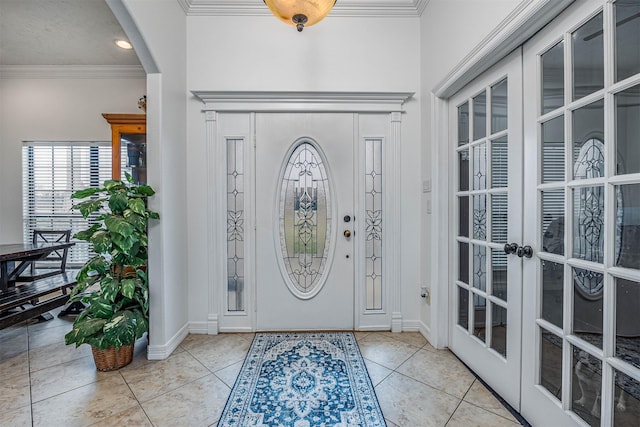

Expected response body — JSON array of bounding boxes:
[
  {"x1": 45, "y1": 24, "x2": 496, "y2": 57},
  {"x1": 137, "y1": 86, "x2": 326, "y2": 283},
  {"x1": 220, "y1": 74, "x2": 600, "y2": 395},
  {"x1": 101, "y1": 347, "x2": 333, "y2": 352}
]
[{"x1": 344, "y1": 229, "x2": 351, "y2": 238}]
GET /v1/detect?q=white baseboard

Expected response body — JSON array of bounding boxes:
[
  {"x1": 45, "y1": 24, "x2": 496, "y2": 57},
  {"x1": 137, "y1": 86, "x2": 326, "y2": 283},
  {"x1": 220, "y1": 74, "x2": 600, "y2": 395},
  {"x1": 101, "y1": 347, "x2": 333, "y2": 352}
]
[
  {"x1": 219, "y1": 326, "x2": 254, "y2": 333},
  {"x1": 147, "y1": 322, "x2": 189, "y2": 360},
  {"x1": 401, "y1": 319, "x2": 421, "y2": 332},
  {"x1": 188, "y1": 321, "x2": 209, "y2": 334},
  {"x1": 418, "y1": 319, "x2": 434, "y2": 346}
]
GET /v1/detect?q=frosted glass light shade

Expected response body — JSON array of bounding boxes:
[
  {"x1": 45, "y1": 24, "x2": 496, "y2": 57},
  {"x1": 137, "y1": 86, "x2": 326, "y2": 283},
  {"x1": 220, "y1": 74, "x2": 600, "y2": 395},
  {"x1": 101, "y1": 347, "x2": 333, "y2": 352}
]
[{"x1": 264, "y1": 0, "x2": 336, "y2": 31}]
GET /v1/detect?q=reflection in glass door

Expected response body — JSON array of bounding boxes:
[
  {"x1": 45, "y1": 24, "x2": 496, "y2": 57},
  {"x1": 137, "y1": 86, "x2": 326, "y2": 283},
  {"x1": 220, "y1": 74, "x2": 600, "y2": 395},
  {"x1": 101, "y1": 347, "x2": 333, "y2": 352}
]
[
  {"x1": 522, "y1": 1, "x2": 640, "y2": 425},
  {"x1": 450, "y1": 49, "x2": 523, "y2": 410}
]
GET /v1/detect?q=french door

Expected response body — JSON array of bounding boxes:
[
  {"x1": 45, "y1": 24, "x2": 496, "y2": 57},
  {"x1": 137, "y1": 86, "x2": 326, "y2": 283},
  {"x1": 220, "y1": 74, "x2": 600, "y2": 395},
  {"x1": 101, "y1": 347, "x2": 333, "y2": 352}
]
[
  {"x1": 449, "y1": 49, "x2": 524, "y2": 410},
  {"x1": 521, "y1": 0, "x2": 640, "y2": 425}
]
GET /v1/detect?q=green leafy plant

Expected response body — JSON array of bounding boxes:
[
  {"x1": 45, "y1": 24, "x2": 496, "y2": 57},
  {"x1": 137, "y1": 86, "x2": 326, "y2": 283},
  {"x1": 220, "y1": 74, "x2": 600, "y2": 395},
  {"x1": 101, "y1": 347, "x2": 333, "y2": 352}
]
[{"x1": 64, "y1": 174, "x2": 159, "y2": 350}]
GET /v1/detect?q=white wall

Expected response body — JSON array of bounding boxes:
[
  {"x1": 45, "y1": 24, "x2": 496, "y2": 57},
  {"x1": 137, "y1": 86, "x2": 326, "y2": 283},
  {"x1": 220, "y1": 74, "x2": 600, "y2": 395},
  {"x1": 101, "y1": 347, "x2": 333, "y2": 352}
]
[
  {"x1": 121, "y1": 0, "x2": 188, "y2": 357},
  {"x1": 0, "y1": 75, "x2": 145, "y2": 242},
  {"x1": 419, "y1": 0, "x2": 523, "y2": 346},
  {"x1": 186, "y1": 15, "x2": 423, "y2": 330}
]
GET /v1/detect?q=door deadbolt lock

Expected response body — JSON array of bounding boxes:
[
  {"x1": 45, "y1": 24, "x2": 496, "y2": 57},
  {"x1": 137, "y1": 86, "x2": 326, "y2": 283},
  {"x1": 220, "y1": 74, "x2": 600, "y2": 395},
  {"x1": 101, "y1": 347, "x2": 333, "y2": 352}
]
[{"x1": 344, "y1": 215, "x2": 351, "y2": 223}]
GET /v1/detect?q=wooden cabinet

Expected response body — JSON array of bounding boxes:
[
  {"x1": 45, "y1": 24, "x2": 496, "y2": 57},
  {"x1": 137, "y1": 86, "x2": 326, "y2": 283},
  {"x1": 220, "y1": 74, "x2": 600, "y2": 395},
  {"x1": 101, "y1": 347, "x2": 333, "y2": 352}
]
[{"x1": 102, "y1": 113, "x2": 147, "y2": 184}]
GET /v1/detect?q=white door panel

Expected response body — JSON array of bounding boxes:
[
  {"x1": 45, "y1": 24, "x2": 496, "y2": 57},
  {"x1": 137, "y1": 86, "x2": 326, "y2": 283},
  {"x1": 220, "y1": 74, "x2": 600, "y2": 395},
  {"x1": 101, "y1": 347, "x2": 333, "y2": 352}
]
[
  {"x1": 449, "y1": 48, "x2": 523, "y2": 410},
  {"x1": 255, "y1": 113, "x2": 355, "y2": 330},
  {"x1": 522, "y1": 0, "x2": 640, "y2": 425}
]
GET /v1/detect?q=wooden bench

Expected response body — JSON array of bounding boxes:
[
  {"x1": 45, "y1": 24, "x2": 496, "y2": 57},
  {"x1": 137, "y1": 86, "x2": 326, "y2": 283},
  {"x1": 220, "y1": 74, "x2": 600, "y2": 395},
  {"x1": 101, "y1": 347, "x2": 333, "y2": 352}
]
[{"x1": 0, "y1": 271, "x2": 77, "y2": 329}]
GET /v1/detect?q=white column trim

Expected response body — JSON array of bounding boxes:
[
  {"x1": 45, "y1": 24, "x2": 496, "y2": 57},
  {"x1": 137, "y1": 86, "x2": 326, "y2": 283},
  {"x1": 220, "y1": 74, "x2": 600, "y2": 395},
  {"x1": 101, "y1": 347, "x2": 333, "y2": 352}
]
[
  {"x1": 390, "y1": 111, "x2": 403, "y2": 333},
  {"x1": 204, "y1": 110, "x2": 220, "y2": 335}
]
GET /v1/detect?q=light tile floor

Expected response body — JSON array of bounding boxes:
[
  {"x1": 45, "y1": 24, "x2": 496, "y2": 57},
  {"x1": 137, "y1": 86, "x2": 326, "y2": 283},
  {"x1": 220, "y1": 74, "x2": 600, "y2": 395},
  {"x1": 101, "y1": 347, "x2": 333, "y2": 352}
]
[{"x1": 0, "y1": 309, "x2": 525, "y2": 426}]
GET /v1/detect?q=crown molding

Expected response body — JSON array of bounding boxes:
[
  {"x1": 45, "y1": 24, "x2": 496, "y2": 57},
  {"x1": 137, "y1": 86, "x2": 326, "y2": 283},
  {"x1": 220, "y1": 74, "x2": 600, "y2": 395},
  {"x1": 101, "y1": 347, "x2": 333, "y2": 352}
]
[
  {"x1": 178, "y1": 0, "x2": 428, "y2": 17},
  {"x1": 0, "y1": 65, "x2": 146, "y2": 79}
]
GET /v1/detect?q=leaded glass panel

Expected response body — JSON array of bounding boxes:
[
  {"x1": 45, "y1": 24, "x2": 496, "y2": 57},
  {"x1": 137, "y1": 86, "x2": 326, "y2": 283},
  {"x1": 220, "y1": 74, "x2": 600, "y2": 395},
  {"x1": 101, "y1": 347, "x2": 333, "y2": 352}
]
[
  {"x1": 365, "y1": 138, "x2": 383, "y2": 310},
  {"x1": 279, "y1": 141, "x2": 331, "y2": 296},
  {"x1": 227, "y1": 138, "x2": 245, "y2": 311}
]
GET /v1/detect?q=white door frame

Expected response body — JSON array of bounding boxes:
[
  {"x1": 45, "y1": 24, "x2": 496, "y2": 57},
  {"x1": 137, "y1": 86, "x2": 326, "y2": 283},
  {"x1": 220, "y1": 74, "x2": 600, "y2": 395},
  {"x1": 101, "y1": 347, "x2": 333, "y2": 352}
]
[{"x1": 191, "y1": 91, "x2": 413, "y2": 334}]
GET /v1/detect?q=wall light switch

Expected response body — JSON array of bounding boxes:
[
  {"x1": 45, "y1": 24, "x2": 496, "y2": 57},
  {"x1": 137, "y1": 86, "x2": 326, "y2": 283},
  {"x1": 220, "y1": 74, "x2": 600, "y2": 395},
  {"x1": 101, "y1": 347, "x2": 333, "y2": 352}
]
[{"x1": 422, "y1": 179, "x2": 432, "y2": 193}]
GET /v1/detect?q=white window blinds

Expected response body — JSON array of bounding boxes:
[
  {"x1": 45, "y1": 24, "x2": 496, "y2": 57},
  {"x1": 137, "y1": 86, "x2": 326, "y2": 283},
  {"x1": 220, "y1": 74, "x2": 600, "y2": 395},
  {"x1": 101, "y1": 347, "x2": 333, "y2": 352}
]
[{"x1": 22, "y1": 141, "x2": 125, "y2": 266}]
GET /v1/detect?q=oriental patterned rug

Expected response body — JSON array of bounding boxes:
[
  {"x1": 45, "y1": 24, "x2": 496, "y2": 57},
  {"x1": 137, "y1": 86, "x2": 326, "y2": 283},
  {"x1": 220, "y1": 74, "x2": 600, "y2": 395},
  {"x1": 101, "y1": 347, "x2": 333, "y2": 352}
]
[{"x1": 218, "y1": 332, "x2": 386, "y2": 427}]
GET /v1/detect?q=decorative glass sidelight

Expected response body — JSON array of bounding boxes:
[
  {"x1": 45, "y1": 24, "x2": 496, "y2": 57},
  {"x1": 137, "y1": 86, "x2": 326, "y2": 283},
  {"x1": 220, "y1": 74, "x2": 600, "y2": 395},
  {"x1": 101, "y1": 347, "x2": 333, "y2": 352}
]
[
  {"x1": 365, "y1": 138, "x2": 383, "y2": 310},
  {"x1": 278, "y1": 140, "x2": 332, "y2": 298},
  {"x1": 227, "y1": 138, "x2": 245, "y2": 311}
]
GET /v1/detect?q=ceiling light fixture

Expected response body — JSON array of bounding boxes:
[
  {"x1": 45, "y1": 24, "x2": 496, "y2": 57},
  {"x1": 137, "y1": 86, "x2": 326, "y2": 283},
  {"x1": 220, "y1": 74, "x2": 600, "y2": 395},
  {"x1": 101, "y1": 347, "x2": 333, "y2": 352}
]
[
  {"x1": 114, "y1": 39, "x2": 133, "y2": 50},
  {"x1": 264, "y1": 0, "x2": 336, "y2": 32}
]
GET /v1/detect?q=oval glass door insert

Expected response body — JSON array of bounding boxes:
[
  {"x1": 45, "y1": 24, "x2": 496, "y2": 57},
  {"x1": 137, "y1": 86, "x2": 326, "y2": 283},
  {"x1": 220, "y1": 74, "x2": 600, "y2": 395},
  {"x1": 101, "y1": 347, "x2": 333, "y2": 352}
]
[{"x1": 277, "y1": 139, "x2": 333, "y2": 299}]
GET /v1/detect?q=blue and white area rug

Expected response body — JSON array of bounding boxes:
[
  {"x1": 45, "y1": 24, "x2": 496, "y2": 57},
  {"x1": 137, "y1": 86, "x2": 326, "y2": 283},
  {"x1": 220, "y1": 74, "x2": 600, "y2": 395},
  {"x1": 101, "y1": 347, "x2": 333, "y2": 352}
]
[{"x1": 218, "y1": 332, "x2": 386, "y2": 427}]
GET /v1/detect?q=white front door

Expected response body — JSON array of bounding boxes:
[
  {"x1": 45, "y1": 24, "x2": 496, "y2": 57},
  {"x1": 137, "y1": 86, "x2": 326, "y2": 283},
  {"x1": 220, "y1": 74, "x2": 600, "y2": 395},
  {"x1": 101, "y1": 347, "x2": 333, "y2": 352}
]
[
  {"x1": 255, "y1": 113, "x2": 355, "y2": 330},
  {"x1": 448, "y1": 49, "x2": 524, "y2": 410},
  {"x1": 521, "y1": 0, "x2": 640, "y2": 425}
]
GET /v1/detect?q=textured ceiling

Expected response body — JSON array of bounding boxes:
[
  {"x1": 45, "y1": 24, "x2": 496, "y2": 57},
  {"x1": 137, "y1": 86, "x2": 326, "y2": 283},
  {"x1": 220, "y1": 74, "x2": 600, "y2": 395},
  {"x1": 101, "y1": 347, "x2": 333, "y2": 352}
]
[{"x1": 0, "y1": 0, "x2": 141, "y2": 66}]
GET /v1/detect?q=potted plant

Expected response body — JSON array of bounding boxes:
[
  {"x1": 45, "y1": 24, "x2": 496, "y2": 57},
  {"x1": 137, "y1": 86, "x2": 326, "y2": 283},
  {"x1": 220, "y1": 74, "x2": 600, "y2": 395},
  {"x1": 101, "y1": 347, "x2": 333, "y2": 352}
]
[{"x1": 64, "y1": 173, "x2": 159, "y2": 371}]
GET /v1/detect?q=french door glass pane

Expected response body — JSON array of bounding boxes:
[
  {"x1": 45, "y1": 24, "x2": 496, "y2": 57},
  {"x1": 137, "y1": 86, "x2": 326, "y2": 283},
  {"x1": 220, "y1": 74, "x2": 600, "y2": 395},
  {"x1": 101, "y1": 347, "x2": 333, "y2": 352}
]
[
  {"x1": 573, "y1": 186, "x2": 604, "y2": 263},
  {"x1": 472, "y1": 244, "x2": 486, "y2": 291},
  {"x1": 542, "y1": 115, "x2": 565, "y2": 183},
  {"x1": 491, "y1": 136, "x2": 508, "y2": 188},
  {"x1": 573, "y1": 100, "x2": 604, "y2": 180},
  {"x1": 542, "y1": 41, "x2": 564, "y2": 114},
  {"x1": 459, "y1": 149, "x2": 469, "y2": 191},
  {"x1": 616, "y1": 278, "x2": 640, "y2": 370},
  {"x1": 614, "y1": 369, "x2": 640, "y2": 426},
  {"x1": 615, "y1": 0, "x2": 640, "y2": 82},
  {"x1": 573, "y1": 268, "x2": 603, "y2": 349},
  {"x1": 571, "y1": 346, "x2": 602, "y2": 426},
  {"x1": 458, "y1": 286, "x2": 469, "y2": 330},
  {"x1": 474, "y1": 295, "x2": 486, "y2": 342},
  {"x1": 491, "y1": 303, "x2": 507, "y2": 357},
  {"x1": 473, "y1": 143, "x2": 487, "y2": 190},
  {"x1": 572, "y1": 12, "x2": 604, "y2": 100},
  {"x1": 540, "y1": 330, "x2": 563, "y2": 400},
  {"x1": 473, "y1": 194, "x2": 487, "y2": 240},
  {"x1": 491, "y1": 78, "x2": 508, "y2": 133},
  {"x1": 491, "y1": 249, "x2": 507, "y2": 302},
  {"x1": 491, "y1": 193, "x2": 507, "y2": 243},
  {"x1": 615, "y1": 84, "x2": 640, "y2": 175},
  {"x1": 542, "y1": 260, "x2": 563, "y2": 328},
  {"x1": 458, "y1": 102, "x2": 469, "y2": 146},
  {"x1": 459, "y1": 242, "x2": 469, "y2": 284},
  {"x1": 473, "y1": 91, "x2": 487, "y2": 140},
  {"x1": 542, "y1": 190, "x2": 565, "y2": 255},
  {"x1": 459, "y1": 196, "x2": 469, "y2": 237},
  {"x1": 616, "y1": 183, "x2": 640, "y2": 269}
]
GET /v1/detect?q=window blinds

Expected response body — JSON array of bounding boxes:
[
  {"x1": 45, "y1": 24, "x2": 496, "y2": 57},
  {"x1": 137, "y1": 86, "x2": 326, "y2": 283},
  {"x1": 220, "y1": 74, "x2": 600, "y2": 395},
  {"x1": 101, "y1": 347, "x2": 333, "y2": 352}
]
[{"x1": 22, "y1": 141, "x2": 125, "y2": 266}]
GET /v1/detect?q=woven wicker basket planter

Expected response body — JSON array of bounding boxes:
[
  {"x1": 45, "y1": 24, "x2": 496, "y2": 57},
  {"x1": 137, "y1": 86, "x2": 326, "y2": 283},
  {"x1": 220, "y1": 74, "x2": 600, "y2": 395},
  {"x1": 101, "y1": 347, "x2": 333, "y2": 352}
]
[{"x1": 91, "y1": 342, "x2": 135, "y2": 371}]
